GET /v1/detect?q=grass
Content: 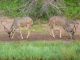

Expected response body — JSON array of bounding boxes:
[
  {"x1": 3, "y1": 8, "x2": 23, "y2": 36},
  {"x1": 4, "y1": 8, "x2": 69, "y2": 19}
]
[
  {"x1": 22, "y1": 24, "x2": 48, "y2": 34},
  {"x1": 0, "y1": 41, "x2": 80, "y2": 60},
  {"x1": 31, "y1": 24, "x2": 48, "y2": 33}
]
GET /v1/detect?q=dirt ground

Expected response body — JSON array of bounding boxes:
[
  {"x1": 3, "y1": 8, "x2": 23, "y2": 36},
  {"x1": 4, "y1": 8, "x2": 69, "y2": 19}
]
[{"x1": 0, "y1": 32, "x2": 80, "y2": 41}]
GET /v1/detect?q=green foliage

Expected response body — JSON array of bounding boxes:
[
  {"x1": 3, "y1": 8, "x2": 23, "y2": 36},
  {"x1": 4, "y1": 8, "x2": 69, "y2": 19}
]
[
  {"x1": 64, "y1": 0, "x2": 80, "y2": 6},
  {"x1": 64, "y1": 0, "x2": 80, "y2": 20},
  {"x1": 0, "y1": 41, "x2": 80, "y2": 60},
  {"x1": 64, "y1": 7, "x2": 80, "y2": 19},
  {"x1": 0, "y1": 0, "x2": 80, "y2": 20}
]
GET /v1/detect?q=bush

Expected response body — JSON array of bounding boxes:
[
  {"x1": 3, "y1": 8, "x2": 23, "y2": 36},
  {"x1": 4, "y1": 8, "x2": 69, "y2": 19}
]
[{"x1": 0, "y1": 0, "x2": 80, "y2": 20}]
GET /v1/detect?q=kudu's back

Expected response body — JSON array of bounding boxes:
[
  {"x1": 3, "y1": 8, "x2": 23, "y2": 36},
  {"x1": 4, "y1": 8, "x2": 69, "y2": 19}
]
[
  {"x1": 13, "y1": 17, "x2": 33, "y2": 28},
  {"x1": 48, "y1": 16, "x2": 67, "y2": 29}
]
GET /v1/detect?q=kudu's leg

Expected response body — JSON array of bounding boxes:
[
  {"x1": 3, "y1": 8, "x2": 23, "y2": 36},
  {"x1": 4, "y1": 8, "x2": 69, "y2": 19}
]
[
  {"x1": 60, "y1": 29, "x2": 62, "y2": 38},
  {"x1": 11, "y1": 28, "x2": 16, "y2": 39},
  {"x1": 51, "y1": 29, "x2": 55, "y2": 38},
  {"x1": 19, "y1": 27, "x2": 23, "y2": 39},
  {"x1": 27, "y1": 29, "x2": 30, "y2": 39},
  {"x1": 11, "y1": 32, "x2": 15, "y2": 39},
  {"x1": 26, "y1": 26, "x2": 30, "y2": 39}
]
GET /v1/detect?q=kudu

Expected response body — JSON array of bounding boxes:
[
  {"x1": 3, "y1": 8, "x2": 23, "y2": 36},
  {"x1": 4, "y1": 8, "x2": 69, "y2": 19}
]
[
  {"x1": 48, "y1": 16, "x2": 79, "y2": 39},
  {"x1": 1, "y1": 17, "x2": 33, "y2": 39},
  {"x1": 48, "y1": 16, "x2": 66, "y2": 38}
]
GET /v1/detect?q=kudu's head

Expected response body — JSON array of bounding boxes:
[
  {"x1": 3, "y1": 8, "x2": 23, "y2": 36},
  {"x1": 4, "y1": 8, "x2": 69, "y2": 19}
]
[
  {"x1": 63, "y1": 20, "x2": 79, "y2": 39},
  {"x1": 0, "y1": 20, "x2": 12, "y2": 37}
]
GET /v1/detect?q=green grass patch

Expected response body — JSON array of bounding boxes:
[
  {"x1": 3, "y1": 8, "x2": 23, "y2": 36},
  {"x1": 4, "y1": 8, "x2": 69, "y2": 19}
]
[
  {"x1": 0, "y1": 41, "x2": 80, "y2": 60},
  {"x1": 22, "y1": 24, "x2": 48, "y2": 34}
]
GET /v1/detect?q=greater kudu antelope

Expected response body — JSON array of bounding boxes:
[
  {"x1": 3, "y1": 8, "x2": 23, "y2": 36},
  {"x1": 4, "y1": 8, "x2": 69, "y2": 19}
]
[
  {"x1": 1, "y1": 17, "x2": 33, "y2": 39},
  {"x1": 48, "y1": 16, "x2": 79, "y2": 39},
  {"x1": 48, "y1": 16, "x2": 66, "y2": 38}
]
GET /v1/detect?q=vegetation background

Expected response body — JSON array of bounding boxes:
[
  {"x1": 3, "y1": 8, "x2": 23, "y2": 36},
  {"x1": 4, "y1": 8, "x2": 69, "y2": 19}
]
[
  {"x1": 0, "y1": 0, "x2": 80, "y2": 20},
  {"x1": 0, "y1": 0, "x2": 80, "y2": 60}
]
